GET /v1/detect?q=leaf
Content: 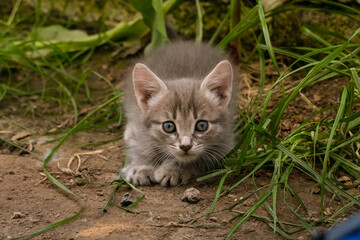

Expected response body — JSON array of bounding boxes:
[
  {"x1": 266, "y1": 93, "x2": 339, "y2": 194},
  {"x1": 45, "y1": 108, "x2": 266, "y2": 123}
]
[
  {"x1": 133, "y1": 0, "x2": 170, "y2": 55},
  {"x1": 33, "y1": 25, "x2": 89, "y2": 41}
]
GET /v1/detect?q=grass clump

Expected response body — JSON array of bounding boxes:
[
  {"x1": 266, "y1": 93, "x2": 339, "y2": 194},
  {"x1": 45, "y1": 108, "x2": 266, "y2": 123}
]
[{"x1": 201, "y1": 1, "x2": 360, "y2": 238}]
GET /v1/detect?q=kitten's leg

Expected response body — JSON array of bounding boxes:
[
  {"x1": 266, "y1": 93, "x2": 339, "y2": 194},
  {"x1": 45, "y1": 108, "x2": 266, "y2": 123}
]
[
  {"x1": 122, "y1": 164, "x2": 155, "y2": 186},
  {"x1": 154, "y1": 161, "x2": 193, "y2": 187},
  {"x1": 123, "y1": 124, "x2": 156, "y2": 185}
]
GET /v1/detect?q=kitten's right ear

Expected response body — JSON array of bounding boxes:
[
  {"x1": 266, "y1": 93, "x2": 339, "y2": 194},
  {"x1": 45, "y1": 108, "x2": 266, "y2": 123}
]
[
  {"x1": 132, "y1": 63, "x2": 168, "y2": 111},
  {"x1": 200, "y1": 60, "x2": 233, "y2": 108}
]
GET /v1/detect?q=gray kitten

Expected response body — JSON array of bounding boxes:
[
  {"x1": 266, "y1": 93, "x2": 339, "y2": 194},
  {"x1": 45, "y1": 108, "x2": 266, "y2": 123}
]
[{"x1": 122, "y1": 41, "x2": 235, "y2": 187}]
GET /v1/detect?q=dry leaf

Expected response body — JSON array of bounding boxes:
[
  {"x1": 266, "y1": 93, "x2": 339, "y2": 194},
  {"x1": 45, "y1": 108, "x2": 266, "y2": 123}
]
[{"x1": 11, "y1": 131, "x2": 31, "y2": 141}]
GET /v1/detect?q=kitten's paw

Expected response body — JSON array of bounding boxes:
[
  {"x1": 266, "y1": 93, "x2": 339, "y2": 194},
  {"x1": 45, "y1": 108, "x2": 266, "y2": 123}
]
[
  {"x1": 154, "y1": 164, "x2": 192, "y2": 187},
  {"x1": 121, "y1": 164, "x2": 155, "y2": 186}
]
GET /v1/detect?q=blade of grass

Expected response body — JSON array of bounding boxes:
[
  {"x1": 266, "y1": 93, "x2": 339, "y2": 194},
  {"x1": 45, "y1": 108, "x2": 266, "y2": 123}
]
[
  {"x1": 0, "y1": 137, "x2": 42, "y2": 162},
  {"x1": 122, "y1": 179, "x2": 147, "y2": 208},
  {"x1": 197, "y1": 169, "x2": 229, "y2": 181},
  {"x1": 195, "y1": 0, "x2": 204, "y2": 43},
  {"x1": 209, "y1": 11, "x2": 230, "y2": 45},
  {"x1": 271, "y1": 151, "x2": 282, "y2": 232},
  {"x1": 10, "y1": 209, "x2": 82, "y2": 240},
  {"x1": 222, "y1": 151, "x2": 274, "y2": 196},
  {"x1": 320, "y1": 87, "x2": 347, "y2": 218},
  {"x1": 350, "y1": 68, "x2": 360, "y2": 92},
  {"x1": 205, "y1": 171, "x2": 230, "y2": 219},
  {"x1": 103, "y1": 180, "x2": 121, "y2": 212},
  {"x1": 217, "y1": 5, "x2": 259, "y2": 50},
  {"x1": 226, "y1": 187, "x2": 273, "y2": 239},
  {"x1": 6, "y1": 0, "x2": 22, "y2": 26},
  {"x1": 257, "y1": 0, "x2": 280, "y2": 74},
  {"x1": 279, "y1": 191, "x2": 315, "y2": 233}
]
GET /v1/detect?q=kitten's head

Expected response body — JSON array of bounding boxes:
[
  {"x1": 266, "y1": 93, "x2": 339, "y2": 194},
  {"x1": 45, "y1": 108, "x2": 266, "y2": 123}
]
[{"x1": 132, "y1": 60, "x2": 233, "y2": 165}]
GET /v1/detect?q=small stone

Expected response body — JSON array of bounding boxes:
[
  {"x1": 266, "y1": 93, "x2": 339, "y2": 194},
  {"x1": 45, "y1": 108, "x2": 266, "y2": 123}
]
[
  {"x1": 337, "y1": 176, "x2": 351, "y2": 182},
  {"x1": 313, "y1": 186, "x2": 321, "y2": 194},
  {"x1": 181, "y1": 187, "x2": 201, "y2": 203},
  {"x1": 30, "y1": 218, "x2": 40, "y2": 224},
  {"x1": 314, "y1": 116, "x2": 322, "y2": 122},
  {"x1": 11, "y1": 211, "x2": 24, "y2": 219},
  {"x1": 96, "y1": 190, "x2": 104, "y2": 196},
  {"x1": 102, "y1": 64, "x2": 108, "y2": 70},
  {"x1": 324, "y1": 207, "x2": 331, "y2": 216},
  {"x1": 344, "y1": 181, "x2": 353, "y2": 186},
  {"x1": 313, "y1": 94, "x2": 321, "y2": 102},
  {"x1": 227, "y1": 194, "x2": 236, "y2": 199},
  {"x1": 209, "y1": 217, "x2": 218, "y2": 222},
  {"x1": 243, "y1": 198, "x2": 255, "y2": 206},
  {"x1": 120, "y1": 193, "x2": 134, "y2": 206}
]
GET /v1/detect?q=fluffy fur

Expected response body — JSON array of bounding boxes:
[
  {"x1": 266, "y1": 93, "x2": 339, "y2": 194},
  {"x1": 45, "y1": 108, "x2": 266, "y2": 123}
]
[{"x1": 122, "y1": 41, "x2": 236, "y2": 187}]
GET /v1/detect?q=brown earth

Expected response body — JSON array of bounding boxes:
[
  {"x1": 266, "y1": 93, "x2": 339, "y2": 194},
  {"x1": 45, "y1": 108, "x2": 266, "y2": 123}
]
[{"x1": 0, "y1": 57, "x2": 359, "y2": 240}]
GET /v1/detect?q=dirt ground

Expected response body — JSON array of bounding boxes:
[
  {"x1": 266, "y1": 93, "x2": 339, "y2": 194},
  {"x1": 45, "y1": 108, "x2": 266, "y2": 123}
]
[{"x1": 0, "y1": 58, "x2": 359, "y2": 240}]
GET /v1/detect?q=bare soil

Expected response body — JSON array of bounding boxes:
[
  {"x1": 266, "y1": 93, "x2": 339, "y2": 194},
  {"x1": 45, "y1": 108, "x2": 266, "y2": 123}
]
[{"x1": 1, "y1": 59, "x2": 359, "y2": 240}]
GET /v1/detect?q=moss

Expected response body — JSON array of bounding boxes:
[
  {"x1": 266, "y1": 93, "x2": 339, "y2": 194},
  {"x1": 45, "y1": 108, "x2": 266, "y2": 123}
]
[
  {"x1": 270, "y1": 9, "x2": 360, "y2": 47},
  {"x1": 24, "y1": 0, "x2": 138, "y2": 29},
  {"x1": 167, "y1": 0, "x2": 230, "y2": 40}
]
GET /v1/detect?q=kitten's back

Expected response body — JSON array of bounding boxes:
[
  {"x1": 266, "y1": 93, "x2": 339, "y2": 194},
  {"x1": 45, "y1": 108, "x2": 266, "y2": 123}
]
[{"x1": 139, "y1": 41, "x2": 229, "y2": 81}]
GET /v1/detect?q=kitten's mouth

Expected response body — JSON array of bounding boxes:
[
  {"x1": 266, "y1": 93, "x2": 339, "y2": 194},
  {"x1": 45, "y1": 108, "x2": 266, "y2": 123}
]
[{"x1": 175, "y1": 151, "x2": 197, "y2": 162}]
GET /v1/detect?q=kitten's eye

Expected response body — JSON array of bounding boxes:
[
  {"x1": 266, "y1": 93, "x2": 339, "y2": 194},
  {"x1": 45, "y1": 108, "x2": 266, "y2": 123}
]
[
  {"x1": 195, "y1": 120, "x2": 208, "y2": 132},
  {"x1": 162, "y1": 121, "x2": 176, "y2": 133}
]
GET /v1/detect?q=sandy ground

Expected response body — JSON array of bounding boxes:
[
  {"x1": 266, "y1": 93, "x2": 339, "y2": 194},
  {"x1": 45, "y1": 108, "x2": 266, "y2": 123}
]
[
  {"x1": 1, "y1": 118, "x2": 357, "y2": 239},
  {"x1": 1, "y1": 60, "x2": 359, "y2": 239}
]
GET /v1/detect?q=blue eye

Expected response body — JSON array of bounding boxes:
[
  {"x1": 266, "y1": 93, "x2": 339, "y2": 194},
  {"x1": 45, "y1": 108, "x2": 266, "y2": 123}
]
[
  {"x1": 163, "y1": 121, "x2": 176, "y2": 133},
  {"x1": 195, "y1": 120, "x2": 208, "y2": 132}
]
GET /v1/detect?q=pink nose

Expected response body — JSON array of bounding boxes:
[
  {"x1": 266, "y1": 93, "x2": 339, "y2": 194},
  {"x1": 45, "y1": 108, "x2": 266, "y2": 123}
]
[{"x1": 180, "y1": 144, "x2": 192, "y2": 152}]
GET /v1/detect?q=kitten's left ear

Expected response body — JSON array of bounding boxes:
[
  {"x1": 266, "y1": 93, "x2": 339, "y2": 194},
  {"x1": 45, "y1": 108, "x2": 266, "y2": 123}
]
[
  {"x1": 200, "y1": 60, "x2": 233, "y2": 107},
  {"x1": 132, "y1": 63, "x2": 168, "y2": 111}
]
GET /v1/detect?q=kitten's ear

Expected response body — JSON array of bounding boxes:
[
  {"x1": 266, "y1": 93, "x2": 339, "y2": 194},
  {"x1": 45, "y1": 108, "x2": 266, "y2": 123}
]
[
  {"x1": 132, "y1": 63, "x2": 168, "y2": 111},
  {"x1": 200, "y1": 60, "x2": 233, "y2": 107}
]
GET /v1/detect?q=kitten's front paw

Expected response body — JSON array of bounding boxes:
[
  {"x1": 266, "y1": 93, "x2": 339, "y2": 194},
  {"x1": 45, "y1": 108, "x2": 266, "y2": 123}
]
[
  {"x1": 154, "y1": 163, "x2": 192, "y2": 187},
  {"x1": 121, "y1": 164, "x2": 155, "y2": 186}
]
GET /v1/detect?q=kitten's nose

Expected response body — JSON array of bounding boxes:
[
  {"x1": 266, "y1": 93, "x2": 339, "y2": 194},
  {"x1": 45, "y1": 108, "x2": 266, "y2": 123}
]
[
  {"x1": 180, "y1": 144, "x2": 192, "y2": 152},
  {"x1": 179, "y1": 136, "x2": 192, "y2": 152}
]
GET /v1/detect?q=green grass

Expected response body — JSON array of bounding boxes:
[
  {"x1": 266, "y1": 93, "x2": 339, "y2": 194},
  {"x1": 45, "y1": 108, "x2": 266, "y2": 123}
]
[{"x1": 1, "y1": 0, "x2": 360, "y2": 239}]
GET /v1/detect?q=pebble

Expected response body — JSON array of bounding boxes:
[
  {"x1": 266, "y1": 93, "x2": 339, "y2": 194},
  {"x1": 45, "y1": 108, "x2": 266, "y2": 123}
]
[
  {"x1": 337, "y1": 176, "x2": 351, "y2": 182},
  {"x1": 313, "y1": 186, "x2": 321, "y2": 194},
  {"x1": 121, "y1": 193, "x2": 134, "y2": 206},
  {"x1": 96, "y1": 190, "x2": 104, "y2": 196},
  {"x1": 181, "y1": 187, "x2": 201, "y2": 203},
  {"x1": 11, "y1": 211, "x2": 24, "y2": 219}
]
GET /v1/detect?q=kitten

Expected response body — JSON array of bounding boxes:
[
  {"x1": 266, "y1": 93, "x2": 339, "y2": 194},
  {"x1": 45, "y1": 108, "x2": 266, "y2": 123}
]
[{"x1": 122, "y1": 41, "x2": 235, "y2": 187}]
